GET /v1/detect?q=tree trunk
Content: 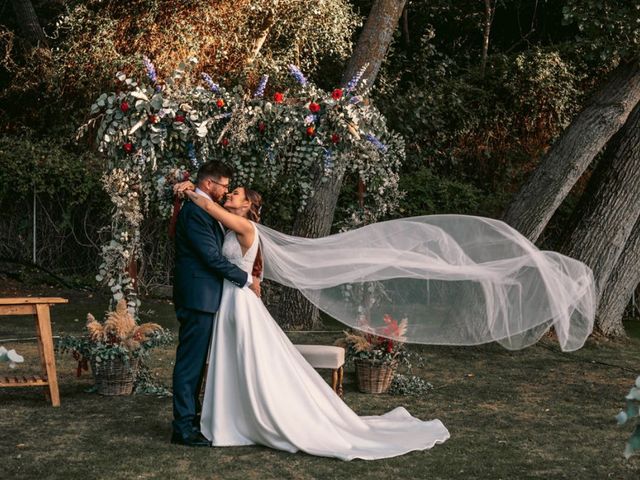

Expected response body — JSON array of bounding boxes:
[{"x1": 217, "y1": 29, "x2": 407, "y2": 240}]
[
  {"x1": 10, "y1": 0, "x2": 47, "y2": 47},
  {"x1": 560, "y1": 101, "x2": 640, "y2": 301},
  {"x1": 340, "y1": 0, "x2": 408, "y2": 89},
  {"x1": 245, "y1": 11, "x2": 275, "y2": 65},
  {"x1": 278, "y1": 172, "x2": 344, "y2": 330},
  {"x1": 480, "y1": 0, "x2": 495, "y2": 78},
  {"x1": 277, "y1": 0, "x2": 407, "y2": 330},
  {"x1": 594, "y1": 217, "x2": 640, "y2": 337},
  {"x1": 502, "y1": 58, "x2": 640, "y2": 242}
]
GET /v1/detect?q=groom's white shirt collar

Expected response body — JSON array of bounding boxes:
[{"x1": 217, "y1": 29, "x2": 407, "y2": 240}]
[
  {"x1": 194, "y1": 187, "x2": 224, "y2": 232},
  {"x1": 195, "y1": 187, "x2": 213, "y2": 201}
]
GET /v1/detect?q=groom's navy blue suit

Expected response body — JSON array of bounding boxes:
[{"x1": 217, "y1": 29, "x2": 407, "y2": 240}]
[{"x1": 172, "y1": 199, "x2": 248, "y2": 439}]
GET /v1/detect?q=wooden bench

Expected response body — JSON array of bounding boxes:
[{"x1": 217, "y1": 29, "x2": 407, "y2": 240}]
[
  {"x1": 294, "y1": 344, "x2": 345, "y2": 397},
  {"x1": 0, "y1": 297, "x2": 68, "y2": 407}
]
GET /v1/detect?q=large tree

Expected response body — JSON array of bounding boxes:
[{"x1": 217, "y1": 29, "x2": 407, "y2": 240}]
[
  {"x1": 278, "y1": 0, "x2": 407, "y2": 329},
  {"x1": 502, "y1": 58, "x2": 640, "y2": 242},
  {"x1": 560, "y1": 101, "x2": 640, "y2": 298},
  {"x1": 595, "y1": 217, "x2": 640, "y2": 337},
  {"x1": 10, "y1": 0, "x2": 47, "y2": 47}
]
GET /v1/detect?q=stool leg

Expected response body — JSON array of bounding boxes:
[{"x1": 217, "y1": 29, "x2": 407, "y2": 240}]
[
  {"x1": 35, "y1": 305, "x2": 60, "y2": 407},
  {"x1": 331, "y1": 368, "x2": 339, "y2": 394},
  {"x1": 337, "y1": 366, "x2": 344, "y2": 398}
]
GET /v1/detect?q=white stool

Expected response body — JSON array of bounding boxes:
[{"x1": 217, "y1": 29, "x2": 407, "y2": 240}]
[{"x1": 294, "y1": 345, "x2": 345, "y2": 397}]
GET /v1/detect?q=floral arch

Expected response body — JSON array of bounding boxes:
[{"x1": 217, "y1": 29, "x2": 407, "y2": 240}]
[{"x1": 79, "y1": 57, "x2": 405, "y2": 313}]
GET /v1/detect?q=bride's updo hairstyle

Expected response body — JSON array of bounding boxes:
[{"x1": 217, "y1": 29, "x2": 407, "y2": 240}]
[{"x1": 244, "y1": 188, "x2": 263, "y2": 223}]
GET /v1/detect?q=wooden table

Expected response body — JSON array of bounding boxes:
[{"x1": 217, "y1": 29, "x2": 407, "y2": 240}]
[{"x1": 0, "y1": 297, "x2": 68, "y2": 407}]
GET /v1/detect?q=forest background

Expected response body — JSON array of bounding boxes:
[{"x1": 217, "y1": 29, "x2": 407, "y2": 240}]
[{"x1": 0, "y1": 0, "x2": 638, "y2": 337}]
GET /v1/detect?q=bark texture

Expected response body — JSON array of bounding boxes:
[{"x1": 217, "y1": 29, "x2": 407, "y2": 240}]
[
  {"x1": 595, "y1": 217, "x2": 640, "y2": 337},
  {"x1": 340, "y1": 0, "x2": 407, "y2": 89},
  {"x1": 561, "y1": 100, "x2": 640, "y2": 293},
  {"x1": 11, "y1": 0, "x2": 47, "y2": 47},
  {"x1": 502, "y1": 58, "x2": 640, "y2": 241}
]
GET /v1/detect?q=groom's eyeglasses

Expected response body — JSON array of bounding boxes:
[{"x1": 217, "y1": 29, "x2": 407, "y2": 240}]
[{"x1": 209, "y1": 178, "x2": 231, "y2": 191}]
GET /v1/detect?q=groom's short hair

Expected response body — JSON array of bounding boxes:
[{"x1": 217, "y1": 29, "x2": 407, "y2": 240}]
[{"x1": 197, "y1": 161, "x2": 234, "y2": 183}]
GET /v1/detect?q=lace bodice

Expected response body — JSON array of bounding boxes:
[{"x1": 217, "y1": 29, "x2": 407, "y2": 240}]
[{"x1": 221, "y1": 223, "x2": 259, "y2": 274}]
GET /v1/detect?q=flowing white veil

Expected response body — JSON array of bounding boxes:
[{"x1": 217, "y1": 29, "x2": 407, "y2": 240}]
[{"x1": 256, "y1": 215, "x2": 595, "y2": 352}]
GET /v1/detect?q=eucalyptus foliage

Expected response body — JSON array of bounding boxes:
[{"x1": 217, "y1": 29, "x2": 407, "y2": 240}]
[
  {"x1": 615, "y1": 375, "x2": 640, "y2": 459},
  {"x1": 80, "y1": 57, "x2": 404, "y2": 309}
]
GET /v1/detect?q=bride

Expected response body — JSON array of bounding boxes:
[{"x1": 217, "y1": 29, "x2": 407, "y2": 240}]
[
  {"x1": 177, "y1": 183, "x2": 450, "y2": 460},
  {"x1": 175, "y1": 180, "x2": 595, "y2": 461}
]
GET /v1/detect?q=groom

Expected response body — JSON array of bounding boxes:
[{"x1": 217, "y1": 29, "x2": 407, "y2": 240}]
[{"x1": 171, "y1": 160, "x2": 260, "y2": 447}]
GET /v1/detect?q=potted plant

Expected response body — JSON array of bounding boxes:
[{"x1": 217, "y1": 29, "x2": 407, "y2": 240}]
[
  {"x1": 57, "y1": 299, "x2": 171, "y2": 395},
  {"x1": 335, "y1": 314, "x2": 408, "y2": 394}
]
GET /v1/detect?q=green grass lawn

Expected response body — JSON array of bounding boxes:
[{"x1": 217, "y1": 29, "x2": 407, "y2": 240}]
[{"x1": 1, "y1": 286, "x2": 639, "y2": 479}]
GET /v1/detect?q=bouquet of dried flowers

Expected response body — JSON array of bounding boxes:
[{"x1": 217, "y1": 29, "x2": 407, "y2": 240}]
[
  {"x1": 335, "y1": 314, "x2": 410, "y2": 367},
  {"x1": 56, "y1": 299, "x2": 172, "y2": 377}
]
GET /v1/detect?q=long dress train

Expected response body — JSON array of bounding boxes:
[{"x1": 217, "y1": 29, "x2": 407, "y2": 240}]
[{"x1": 200, "y1": 224, "x2": 450, "y2": 461}]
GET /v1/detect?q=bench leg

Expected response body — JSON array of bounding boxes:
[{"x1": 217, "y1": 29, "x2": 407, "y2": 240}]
[
  {"x1": 337, "y1": 366, "x2": 344, "y2": 398},
  {"x1": 331, "y1": 368, "x2": 339, "y2": 393},
  {"x1": 35, "y1": 305, "x2": 60, "y2": 407}
]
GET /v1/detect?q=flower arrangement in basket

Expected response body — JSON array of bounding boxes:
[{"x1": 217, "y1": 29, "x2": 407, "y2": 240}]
[
  {"x1": 56, "y1": 300, "x2": 172, "y2": 395},
  {"x1": 335, "y1": 314, "x2": 409, "y2": 394}
]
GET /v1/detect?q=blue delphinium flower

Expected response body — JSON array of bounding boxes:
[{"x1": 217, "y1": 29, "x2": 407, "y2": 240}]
[
  {"x1": 365, "y1": 133, "x2": 388, "y2": 153},
  {"x1": 288, "y1": 64, "x2": 307, "y2": 86},
  {"x1": 143, "y1": 56, "x2": 158, "y2": 84},
  {"x1": 345, "y1": 63, "x2": 369, "y2": 93},
  {"x1": 323, "y1": 149, "x2": 334, "y2": 171},
  {"x1": 187, "y1": 142, "x2": 199, "y2": 168},
  {"x1": 201, "y1": 73, "x2": 220, "y2": 93},
  {"x1": 254, "y1": 74, "x2": 269, "y2": 98}
]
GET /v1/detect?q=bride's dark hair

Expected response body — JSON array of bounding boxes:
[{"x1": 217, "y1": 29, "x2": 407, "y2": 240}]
[{"x1": 244, "y1": 187, "x2": 262, "y2": 223}]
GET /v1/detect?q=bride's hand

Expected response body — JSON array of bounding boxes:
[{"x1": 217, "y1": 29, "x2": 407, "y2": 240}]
[{"x1": 173, "y1": 180, "x2": 195, "y2": 198}]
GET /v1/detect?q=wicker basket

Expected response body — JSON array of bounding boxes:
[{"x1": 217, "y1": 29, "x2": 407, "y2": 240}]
[
  {"x1": 354, "y1": 359, "x2": 397, "y2": 394},
  {"x1": 90, "y1": 356, "x2": 140, "y2": 396}
]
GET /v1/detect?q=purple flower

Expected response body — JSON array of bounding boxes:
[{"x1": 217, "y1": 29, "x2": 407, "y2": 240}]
[
  {"x1": 323, "y1": 149, "x2": 334, "y2": 171},
  {"x1": 288, "y1": 64, "x2": 307, "y2": 86},
  {"x1": 304, "y1": 114, "x2": 317, "y2": 125},
  {"x1": 345, "y1": 63, "x2": 369, "y2": 93},
  {"x1": 201, "y1": 73, "x2": 220, "y2": 93},
  {"x1": 187, "y1": 142, "x2": 199, "y2": 169},
  {"x1": 365, "y1": 133, "x2": 388, "y2": 153},
  {"x1": 254, "y1": 74, "x2": 269, "y2": 98},
  {"x1": 349, "y1": 95, "x2": 362, "y2": 105},
  {"x1": 143, "y1": 56, "x2": 158, "y2": 84}
]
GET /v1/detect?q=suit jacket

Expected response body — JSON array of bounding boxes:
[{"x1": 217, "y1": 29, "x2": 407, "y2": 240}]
[{"x1": 173, "y1": 200, "x2": 249, "y2": 313}]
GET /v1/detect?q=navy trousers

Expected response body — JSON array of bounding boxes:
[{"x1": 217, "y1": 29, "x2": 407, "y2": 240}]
[{"x1": 172, "y1": 307, "x2": 215, "y2": 437}]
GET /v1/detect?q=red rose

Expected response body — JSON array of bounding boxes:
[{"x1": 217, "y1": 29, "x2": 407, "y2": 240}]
[
  {"x1": 274, "y1": 92, "x2": 284, "y2": 103},
  {"x1": 306, "y1": 126, "x2": 315, "y2": 136},
  {"x1": 148, "y1": 114, "x2": 159, "y2": 124},
  {"x1": 386, "y1": 341, "x2": 393, "y2": 353},
  {"x1": 120, "y1": 101, "x2": 129, "y2": 113},
  {"x1": 258, "y1": 122, "x2": 266, "y2": 133},
  {"x1": 332, "y1": 88, "x2": 343, "y2": 100},
  {"x1": 309, "y1": 102, "x2": 321, "y2": 113},
  {"x1": 216, "y1": 99, "x2": 225, "y2": 108},
  {"x1": 221, "y1": 138, "x2": 229, "y2": 146},
  {"x1": 331, "y1": 133, "x2": 340, "y2": 144},
  {"x1": 123, "y1": 142, "x2": 133, "y2": 153},
  {"x1": 175, "y1": 114, "x2": 186, "y2": 123}
]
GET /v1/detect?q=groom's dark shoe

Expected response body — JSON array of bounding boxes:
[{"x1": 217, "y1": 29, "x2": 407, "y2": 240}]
[{"x1": 171, "y1": 431, "x2": 211, "y2": 447}]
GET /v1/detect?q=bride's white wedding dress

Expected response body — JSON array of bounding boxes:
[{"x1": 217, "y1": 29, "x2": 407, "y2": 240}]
[{"x1": 200, "y1": 223, "x2": 450, "y2": 461}]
